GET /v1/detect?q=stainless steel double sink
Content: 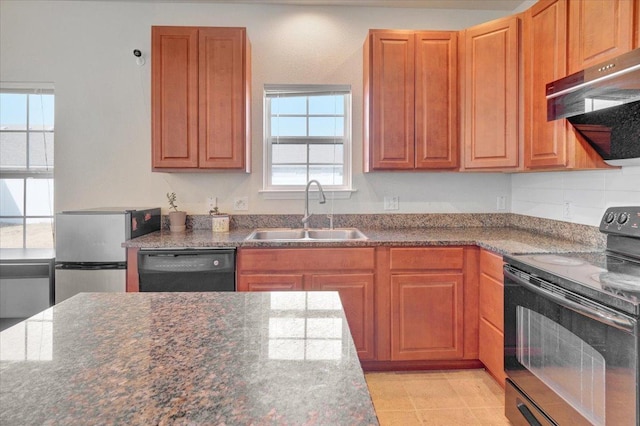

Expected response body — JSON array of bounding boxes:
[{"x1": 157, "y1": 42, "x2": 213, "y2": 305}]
[{"x1": 245, "y1": 228, "x2": 367, "y2": 242}]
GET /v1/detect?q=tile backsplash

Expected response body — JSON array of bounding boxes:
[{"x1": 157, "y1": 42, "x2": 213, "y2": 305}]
[{"x1": 511, "y1": 166, "x2": 640, "y2": 227}]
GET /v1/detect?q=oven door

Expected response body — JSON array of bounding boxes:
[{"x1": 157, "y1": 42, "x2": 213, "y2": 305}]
[{"x1": 504, "y1": 265, "x2": 638, "y2": 426}]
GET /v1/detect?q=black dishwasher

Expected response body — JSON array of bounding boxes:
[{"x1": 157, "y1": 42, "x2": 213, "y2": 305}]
[{"x1": 138, "y1": 249, "x2": 235, "y2": 292}]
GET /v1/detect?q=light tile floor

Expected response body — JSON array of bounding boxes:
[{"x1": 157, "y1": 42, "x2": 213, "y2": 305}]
[{"x1": 365, "y1": 369, "x2": 511, "y2": 426}]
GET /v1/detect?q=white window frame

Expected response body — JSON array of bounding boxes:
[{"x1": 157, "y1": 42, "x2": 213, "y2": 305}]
[
  {"x1": 0, "y1": 83, "x2": 55, "y2": 249},
  {"x1": 261, "y1": 84, "x2": 353, "y2": 198}
]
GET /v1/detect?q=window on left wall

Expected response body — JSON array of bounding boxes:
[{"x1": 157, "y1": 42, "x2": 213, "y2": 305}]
[{"x1": 0, "y1": 87, "x2": 55, "y2": 249}]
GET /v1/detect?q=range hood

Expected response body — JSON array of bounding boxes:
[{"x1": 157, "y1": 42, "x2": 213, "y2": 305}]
[{"x1": 546, "y1": 48, "x2": 640, "y2": 166}]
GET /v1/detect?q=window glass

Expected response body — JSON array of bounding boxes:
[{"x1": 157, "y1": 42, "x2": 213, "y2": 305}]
[
  {"x1": 264, "y1": 85, "x2": 351, "y2": 191},
  {"x1": 272, "y1": 165, "x2": 308, "y2": 186},
  {"x1": 0, "y1": 94, "x2": 27, "y2": 130},
  {"x1": 309, "y1": 144, "x2": 343, "y2": 164},
  {"x1": 0, "y1": 179, "x2": 25, "y2": 216},
  {"x1": 271, "y1": 116, "x2": 306, "y2": 137},
  {"x1": 271, "y1": 96, "x2": 306, "y2": 115},
  {"x1": 309, "y1": 117, "x2": 343, "y2": 137},
  {"x1": 26, "y1": 218, "x2": 54, "y2": 248},
  {"x1": 28, "y1": 94, "x2": 55, "y2": 129},
  {"x1": 309, "y1": 165, "x2": 343, "y2": 185},
  {"x1": 0, "y1": 132, "x2": 27, "y2": 168},
  {"x1": 28, "y1": 132, "x2": 54, "y2": 168},
  {"x1": 309, "y1": 95, "x2": 344, "y2": 115},
  {"x1": 26, "y1": 179, "x2": 54, "y2": 215},
  {"x1": 0, "y1": 89, "x2": 54, "y2": 249},
  {"x1": 272, "y1": 144, "x2": 306, "y2": 164}
]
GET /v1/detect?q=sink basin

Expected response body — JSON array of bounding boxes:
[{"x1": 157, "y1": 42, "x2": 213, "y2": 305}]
[
  {"x1": 245, "y1": 228, "x2": 367, "y2": 242},
  {"x1": 247, "y1": 229, "x2": 306, "y2": 240},
  {"x1": 306, "y1": 229, "x2": 368, "y2": 240}
]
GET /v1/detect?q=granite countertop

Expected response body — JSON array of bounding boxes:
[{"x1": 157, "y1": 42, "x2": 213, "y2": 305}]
[
  {"x1": 0, "y1": 292, "x2": 378, "y2": 425},
  {"x1": 122, "y1": 227, "x2": 600, "y2": 256}
]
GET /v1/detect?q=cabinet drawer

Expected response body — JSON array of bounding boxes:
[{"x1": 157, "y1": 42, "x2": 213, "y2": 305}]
[
  {"x1": 238, "y1": 248, "x2": 375, "y2": 272},
  {"x1": 479, "y1": 273, "x2": 504, "y2": 332},
  {"x1": 479, "y1": 316, "x2": 506, "y2": 387},
  {"x1": 390, "y1": 247, "x2": 464, "y2": 271},
  {"x1": 480, "y1": 249, "x2": 503, "y2": 281},
  {"x1": 237, "y1": 274, "x2": 303, "y2": 292}
]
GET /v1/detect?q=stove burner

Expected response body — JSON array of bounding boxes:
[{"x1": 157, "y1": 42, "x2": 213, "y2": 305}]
[
  {"x1": 592, "y1": 272, "x2": 640, "y2": 292},
  {"x1": 531, "y1": 255, "x2": 585, "y2": 266}
]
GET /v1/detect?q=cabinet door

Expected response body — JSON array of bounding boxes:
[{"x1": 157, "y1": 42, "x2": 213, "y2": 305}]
[
  {"x1": 479, "y1": 317, "x2": 506, "y2": 386},
  {"x1": 198, "y1": 27, "x2": 248, "y2": 169},
  {"x1": 463, "y1": 16, "x2": 519, "y2": 170},
  {"x1": 568, "y1": 0, "x2": 634, "y2": 73},
  {"x1": 365, "y1": 31, "x2": 415, "y2": 170},
  {"x1": 237, "y1": 274, "x2": 303, "y2": 292},
  {"x1": 151, "y1": 26, "x2": 199, "y2": 169},
  {"x1": 478, "y1": 249, "x2": 506, "y2": 386},
  {"x1": 390, "y1": 273, "x2": 464, "y2": 360},
  {"x1": 311, "y1": 274, "x2": 375, "y2": 361},
  {"x1": 415, "y1": 32, "x2": 459, "y2": 169},
  {"x1": 524, "y1": 0, "x2": 569, "y2": 169}
]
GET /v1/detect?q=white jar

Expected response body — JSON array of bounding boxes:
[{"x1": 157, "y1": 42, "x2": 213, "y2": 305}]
[{"x1": 211, "y1": 215, "x2": 229, "y2": 233}]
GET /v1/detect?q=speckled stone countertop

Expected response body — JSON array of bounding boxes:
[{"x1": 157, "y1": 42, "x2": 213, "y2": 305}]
[
  {"x1": 122, "y1": 227, "x2": 600, "y2": 256},
  {"x1": 0, "y1": 292, "x2": 378, "y2": 425}
]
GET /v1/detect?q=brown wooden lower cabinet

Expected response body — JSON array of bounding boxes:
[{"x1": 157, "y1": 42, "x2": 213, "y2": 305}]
[
  {"x1": 310, "y1": 273, "x2": 375, "y2": 361},
  {"x1": 237, "y1": 274, "x2": 303, "y2": 291},
  {"x1": 129, "y1": 244, "x2": 489, "y2": 370},
  {"x1": 390, "y1": 273, "x2": 464, "y2": 360},
  {"x1": 237, "y1": 247, "x2": 376, "y2": 361},
  {"x1": 478, "y1": 249, "x2": 507, "y2": 386}
]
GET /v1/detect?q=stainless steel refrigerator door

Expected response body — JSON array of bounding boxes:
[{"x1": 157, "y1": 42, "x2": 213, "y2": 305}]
[
  {"x1": 55, "y1": 213, "x2": 127, "y2": 262},
  {"x1": 55, "y1": 269, "x2": 126, "y2": 304}
]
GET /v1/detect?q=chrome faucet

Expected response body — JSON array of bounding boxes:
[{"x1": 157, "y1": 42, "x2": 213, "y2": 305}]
[{"x1": 302, "y1": 179, "x2": 326, "y2": 229}]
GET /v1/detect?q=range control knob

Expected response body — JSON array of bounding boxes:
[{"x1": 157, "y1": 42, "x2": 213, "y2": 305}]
[
  {"x1": 604, "y1": 212, "x2": 616, "y2": 224},
  {"x1": 617, "y1": 212, "x2": 629, "y2": 225}
]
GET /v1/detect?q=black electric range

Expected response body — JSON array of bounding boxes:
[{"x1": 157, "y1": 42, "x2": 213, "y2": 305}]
[
  {"x1": 506, "y1": 206, "x2": 640, "y2": 317},
  {"x1": 503, "y1": 206, "x2": 640, "y2": 426}
]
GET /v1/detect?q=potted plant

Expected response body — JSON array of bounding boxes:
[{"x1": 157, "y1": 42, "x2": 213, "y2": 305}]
[{"x1": 166, "y1": 192, "x2": 186, "y2": 233}]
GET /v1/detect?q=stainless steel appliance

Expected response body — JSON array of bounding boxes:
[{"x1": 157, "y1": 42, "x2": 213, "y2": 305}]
[
  {"x1": 55, "y1": 207, "x2": 161, "y2": 303},
  {"x1": 137, "y1": 248, "x2": 235, "y2": 292},
  {"x1": 504, "y1": 206, "x2": 640, "y2": 426},
  {"x1": 546, "y1": 48, "x2": 640, "y2": 166}
]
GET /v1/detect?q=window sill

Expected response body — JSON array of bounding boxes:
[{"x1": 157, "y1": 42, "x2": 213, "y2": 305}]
[{"x1": 259, "y1": 188, "x2": 356, "y2": 200}]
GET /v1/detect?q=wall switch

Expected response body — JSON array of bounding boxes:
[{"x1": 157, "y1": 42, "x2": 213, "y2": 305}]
[
  {"x1": 496, "y1": 195, "x2": 506, "y2": 211},
  {"x1": 563, "y1": 201, "x2": 572, "y2": 219},
  {"x1": 233, "y1": 196, "x2": 249, "y2": 211},
  {"x1": 384, "y1": 196, "x2": 399, "y2": 211},
  {"x1": 206, "y1": 196, "x2": 217, "y2": 212}
]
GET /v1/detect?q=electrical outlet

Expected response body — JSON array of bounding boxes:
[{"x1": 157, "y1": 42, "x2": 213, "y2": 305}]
[
  {"x1": 233, "y1": 196, "x2": 249, "y2": 211},
  {"x1": 206, "y1": 196, "x2": 217, "y2": 212},
  {"x1": 384, "y1": 196, "x2": 399, "y2": 211},
  {"x1": 496, "y1": 196, "x2": 506, "y2": 211},
  {"x1": 563, "y1": 201, "x2": 572, "y2": 219}
]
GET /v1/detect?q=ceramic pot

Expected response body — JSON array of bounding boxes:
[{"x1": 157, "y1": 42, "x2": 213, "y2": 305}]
[{"x1": 168, "y1": 211, "x2": 187, "y2": 233}]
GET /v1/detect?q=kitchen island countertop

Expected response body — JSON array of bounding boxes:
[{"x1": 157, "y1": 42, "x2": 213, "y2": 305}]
[
  {"x1": 122, "y1": 226, "x2": 601, "y2": 256},
  {"x1": 0, "y1": 292, "x2": 378, "y2": 425}
]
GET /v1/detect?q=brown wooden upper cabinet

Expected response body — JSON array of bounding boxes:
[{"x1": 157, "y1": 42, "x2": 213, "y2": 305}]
[
  {"x1": 568, "y1": 0, "x2": 635, "y2": 74},
  {"x1": 523, "y1": 0, "x2": 619, "y2": 171},
  {"x1": 151, "y1": 26, "x2": 251, "y2": 171},
  {"x1": 461, "y1": 16, "x2": 520, "y2": 170},
  {"x1": 363, "y1": 30, "x2": 458, "y2": 171}
]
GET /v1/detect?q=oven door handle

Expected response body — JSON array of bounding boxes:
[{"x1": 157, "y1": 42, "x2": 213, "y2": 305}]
[{"x1": 505, "y1": 267, "x2": 636, "y2": 333}]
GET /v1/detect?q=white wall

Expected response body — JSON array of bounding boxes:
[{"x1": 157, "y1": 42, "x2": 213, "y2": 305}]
[
  {"x1": 0, "y1": 0, "x2": 515, "y2": 216},
  {"x1": 512, "y1": 167, "x2": 640, "y2": 226},
  {"x1": 3, "y1": 0, "x2": 635, "y2": 224}
]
